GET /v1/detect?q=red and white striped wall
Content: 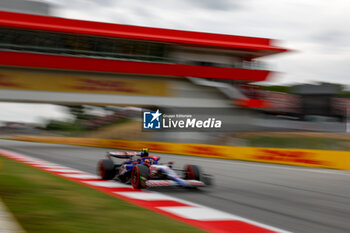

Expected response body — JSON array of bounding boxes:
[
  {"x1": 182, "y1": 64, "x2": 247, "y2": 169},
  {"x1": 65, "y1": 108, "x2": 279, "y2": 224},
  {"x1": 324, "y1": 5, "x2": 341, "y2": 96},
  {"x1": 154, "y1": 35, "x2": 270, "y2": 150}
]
[{"x1": 0, "y1": 149, "x2": 291, "y2": 233}]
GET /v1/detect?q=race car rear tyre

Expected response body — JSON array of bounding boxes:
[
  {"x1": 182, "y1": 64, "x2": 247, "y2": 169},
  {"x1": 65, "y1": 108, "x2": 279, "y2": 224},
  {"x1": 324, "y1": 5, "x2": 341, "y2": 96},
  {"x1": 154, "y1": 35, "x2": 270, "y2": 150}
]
[
  {"x1": 131, "y1": 164, "x2": 149, "y2": 189},
  {"x1": 98, "y1": 159, "x2": 116, "y2": 180},
  {"x1": 184, "y1": 164, "x2": 200, "y2": 180}
]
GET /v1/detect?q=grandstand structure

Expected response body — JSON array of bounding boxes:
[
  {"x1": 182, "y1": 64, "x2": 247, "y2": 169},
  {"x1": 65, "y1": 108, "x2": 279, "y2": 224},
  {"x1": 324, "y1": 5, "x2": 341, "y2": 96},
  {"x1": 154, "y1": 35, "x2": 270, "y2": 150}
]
[{"x1": 0, "y1": 11, "x2": 288, "y2": 107}]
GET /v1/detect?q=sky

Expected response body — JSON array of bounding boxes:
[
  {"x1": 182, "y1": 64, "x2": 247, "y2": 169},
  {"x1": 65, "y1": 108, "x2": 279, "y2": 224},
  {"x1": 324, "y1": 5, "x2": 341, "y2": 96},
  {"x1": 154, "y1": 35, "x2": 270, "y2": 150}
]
[
  {"x1": 44, "y1": 0, "x2": 350, "y2": 85},
  {"x1": 1, "y1": 0, "x2": 350, "y2": 123}
]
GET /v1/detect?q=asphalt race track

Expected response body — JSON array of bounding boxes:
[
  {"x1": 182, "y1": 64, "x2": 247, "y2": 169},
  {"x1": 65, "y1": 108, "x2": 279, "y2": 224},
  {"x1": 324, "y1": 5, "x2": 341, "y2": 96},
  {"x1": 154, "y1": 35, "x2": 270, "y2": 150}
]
[{"x1": 1, "y1": 139, "x2": 349, "y2": 233}]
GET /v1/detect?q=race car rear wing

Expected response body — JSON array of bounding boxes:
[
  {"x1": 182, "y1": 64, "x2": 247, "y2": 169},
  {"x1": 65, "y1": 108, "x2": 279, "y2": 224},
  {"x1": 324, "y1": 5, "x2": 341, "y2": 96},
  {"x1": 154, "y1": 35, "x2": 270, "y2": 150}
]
[{"x1": 107, "y1": 151, "x2": 138, "y2": 159}]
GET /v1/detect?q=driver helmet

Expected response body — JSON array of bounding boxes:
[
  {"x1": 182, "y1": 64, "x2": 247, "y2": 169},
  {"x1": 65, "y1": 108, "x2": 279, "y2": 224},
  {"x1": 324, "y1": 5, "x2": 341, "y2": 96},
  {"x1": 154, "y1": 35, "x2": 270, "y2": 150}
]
[
  {"x1": 140, "y1": 148, "x2": 149, "y2": 157},
  {"x1": 143, "y1": 158, "x2": 152, "y2": 166}
]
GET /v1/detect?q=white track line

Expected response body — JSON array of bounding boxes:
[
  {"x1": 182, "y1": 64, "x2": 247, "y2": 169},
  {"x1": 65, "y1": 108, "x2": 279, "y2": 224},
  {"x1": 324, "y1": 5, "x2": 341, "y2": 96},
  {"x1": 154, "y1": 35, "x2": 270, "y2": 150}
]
[
  {"x1": 115, "y1": 192, "x2": 184, "y2": 202},
  {"x1": 158, "y1": 206, "x2": 239, "y2": 221},
  {"x1": 82, "y1": 181, "x2": 129, "y2": 188},
  {"x1": 60, "y1": 174, "x2": 100, "y2": 179},
  {"x1": 45, "y1": 168, "x2": 83, "y2": 173}
]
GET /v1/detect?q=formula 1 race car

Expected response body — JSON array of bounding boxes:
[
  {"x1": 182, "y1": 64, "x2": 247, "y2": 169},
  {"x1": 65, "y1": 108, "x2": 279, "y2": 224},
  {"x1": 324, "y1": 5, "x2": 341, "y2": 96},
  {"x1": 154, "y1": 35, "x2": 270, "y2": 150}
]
[{"x1": 97, "y1": 149, "x2": 212, "y2": 189}]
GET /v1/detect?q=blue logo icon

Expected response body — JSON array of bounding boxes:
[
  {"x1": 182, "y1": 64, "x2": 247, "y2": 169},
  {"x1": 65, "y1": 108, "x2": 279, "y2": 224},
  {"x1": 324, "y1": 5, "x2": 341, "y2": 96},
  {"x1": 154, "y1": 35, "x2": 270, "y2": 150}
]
[{"x1": 143, "y1": 109, "x2": 162, "y2": 129}]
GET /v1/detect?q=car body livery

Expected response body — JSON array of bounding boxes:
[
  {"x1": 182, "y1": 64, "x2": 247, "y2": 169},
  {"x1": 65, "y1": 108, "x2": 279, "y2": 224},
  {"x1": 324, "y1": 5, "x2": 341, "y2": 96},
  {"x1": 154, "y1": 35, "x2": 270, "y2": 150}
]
[{"x1": 97, "y1": 150, "x2": 212, "y2": 189}]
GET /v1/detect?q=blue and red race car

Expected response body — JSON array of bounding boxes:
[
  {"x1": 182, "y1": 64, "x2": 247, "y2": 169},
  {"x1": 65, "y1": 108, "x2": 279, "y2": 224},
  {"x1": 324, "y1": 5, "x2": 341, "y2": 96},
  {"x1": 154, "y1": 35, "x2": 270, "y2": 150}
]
[{"x1": 97, "y1": 148, "x2": 212, "y2": 189}]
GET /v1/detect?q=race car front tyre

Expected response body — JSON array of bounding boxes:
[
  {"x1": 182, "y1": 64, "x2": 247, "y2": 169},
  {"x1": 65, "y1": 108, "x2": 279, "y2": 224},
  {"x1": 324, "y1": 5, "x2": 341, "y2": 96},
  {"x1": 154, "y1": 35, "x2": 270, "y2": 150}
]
[
  {"x1": 97, "y1": 159, "x2": 116, "y2": 180},
  {"x1": 131, "y1": 164, "x2": 149, "y2": 189},
  {"x1": 184, "y1": 164, "x2": 200, "y2": 180}
]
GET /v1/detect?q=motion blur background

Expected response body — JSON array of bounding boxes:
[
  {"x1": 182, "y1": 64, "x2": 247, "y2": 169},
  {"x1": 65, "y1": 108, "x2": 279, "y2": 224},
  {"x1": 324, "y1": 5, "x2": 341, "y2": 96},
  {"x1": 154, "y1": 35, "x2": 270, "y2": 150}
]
[
  {"x1": 1, "y1": 2, "x2": 350, "y2": 233},
  {"x1": 0, "y1": 0, "x2": 350, "y2": 150}
]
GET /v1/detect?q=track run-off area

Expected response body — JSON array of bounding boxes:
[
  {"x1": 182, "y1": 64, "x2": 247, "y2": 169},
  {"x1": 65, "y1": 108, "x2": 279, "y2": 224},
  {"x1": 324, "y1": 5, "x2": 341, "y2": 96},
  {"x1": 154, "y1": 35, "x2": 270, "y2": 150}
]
[{"x1": 0, "y1": 139, "x2": 349, "y2": 233}]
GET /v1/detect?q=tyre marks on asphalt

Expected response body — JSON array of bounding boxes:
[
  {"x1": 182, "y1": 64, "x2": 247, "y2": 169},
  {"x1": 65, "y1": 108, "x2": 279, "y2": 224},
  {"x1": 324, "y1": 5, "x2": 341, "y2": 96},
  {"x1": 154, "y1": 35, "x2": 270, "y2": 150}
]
[{"x1": 0, "y1": 149, "x2": 291, "y2": 233}]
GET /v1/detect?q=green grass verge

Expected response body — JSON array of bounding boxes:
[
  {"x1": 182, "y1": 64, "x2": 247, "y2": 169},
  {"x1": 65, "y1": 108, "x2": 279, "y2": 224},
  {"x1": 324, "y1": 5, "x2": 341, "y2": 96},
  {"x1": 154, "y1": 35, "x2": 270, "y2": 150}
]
[{"x1": 0, "y1": 157, "x2": 203, "y2": 233}]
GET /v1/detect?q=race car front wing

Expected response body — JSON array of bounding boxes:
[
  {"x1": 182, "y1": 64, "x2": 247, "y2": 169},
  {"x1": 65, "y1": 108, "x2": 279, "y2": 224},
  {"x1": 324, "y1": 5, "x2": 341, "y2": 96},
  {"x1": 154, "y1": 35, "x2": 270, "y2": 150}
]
[{"x1": 145, "y1": 179, "x2": 205, "y2": 188}]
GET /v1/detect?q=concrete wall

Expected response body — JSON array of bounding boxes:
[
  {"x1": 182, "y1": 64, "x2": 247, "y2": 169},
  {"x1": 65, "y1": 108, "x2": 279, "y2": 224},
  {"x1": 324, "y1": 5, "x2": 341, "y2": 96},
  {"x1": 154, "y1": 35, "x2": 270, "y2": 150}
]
[{"x1": 0, "y1": 68, "x2": 232, "y2": 107}]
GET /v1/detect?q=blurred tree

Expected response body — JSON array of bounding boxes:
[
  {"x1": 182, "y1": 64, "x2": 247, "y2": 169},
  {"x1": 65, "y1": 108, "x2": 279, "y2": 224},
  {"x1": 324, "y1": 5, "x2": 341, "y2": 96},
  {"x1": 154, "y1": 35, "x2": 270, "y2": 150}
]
[
  {"x1": 65, "y1": 105, "x2": 90, "y2": 121},
  {"x1": 259, "y1": 85, "x2": 290, "y2": 93},
  {"x1": 45, "y1": 120, "x2": 81, "y2": 132}
]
